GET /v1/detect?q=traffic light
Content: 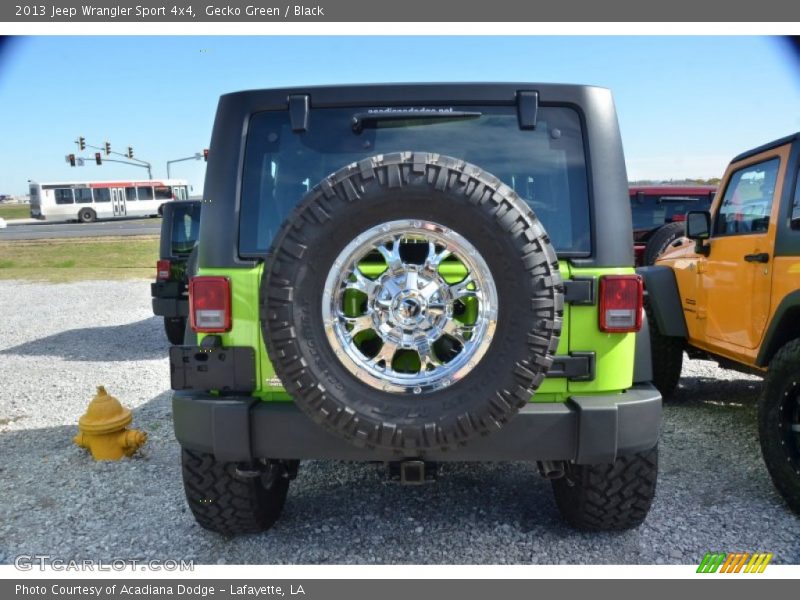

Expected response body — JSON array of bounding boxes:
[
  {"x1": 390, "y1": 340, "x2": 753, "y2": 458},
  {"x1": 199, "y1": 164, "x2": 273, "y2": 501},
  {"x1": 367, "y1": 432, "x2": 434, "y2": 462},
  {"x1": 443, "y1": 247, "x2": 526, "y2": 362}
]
[
  {"x1": 127, "y1": 146, "x2": 134, "y2": 159},
  {"x1": 68, "y1": 154, "x2": 76, "y2": 167},
  {"x1": 78, "y1": 137, "x2": 86, "y2": 150},
  {"x1": 104, "y1": 141, "x2": 111, "y2": 155},
  {"x1": 203, "y1": 148, "x2": 209, "y2": 161},
  {"x1": 95, "y1": 152, "x2": 102, "y2": 165}
]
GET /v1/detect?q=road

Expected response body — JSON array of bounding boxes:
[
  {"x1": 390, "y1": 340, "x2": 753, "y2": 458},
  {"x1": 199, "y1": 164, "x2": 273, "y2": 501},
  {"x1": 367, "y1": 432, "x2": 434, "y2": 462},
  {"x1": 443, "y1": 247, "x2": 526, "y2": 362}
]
[{"x1": 0, "y1": 217, "x2": 161, "y2": 240}]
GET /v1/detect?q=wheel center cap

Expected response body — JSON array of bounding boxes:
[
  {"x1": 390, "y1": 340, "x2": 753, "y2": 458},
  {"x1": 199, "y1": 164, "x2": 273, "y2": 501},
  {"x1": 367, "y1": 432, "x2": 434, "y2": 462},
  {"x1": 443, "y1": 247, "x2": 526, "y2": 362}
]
[
  {"x1": 391, "y1": 292, "x2": 426, "y2": 326},
  {"x1": 399, "y1": 297, "x2": 421, "y2": 318}
]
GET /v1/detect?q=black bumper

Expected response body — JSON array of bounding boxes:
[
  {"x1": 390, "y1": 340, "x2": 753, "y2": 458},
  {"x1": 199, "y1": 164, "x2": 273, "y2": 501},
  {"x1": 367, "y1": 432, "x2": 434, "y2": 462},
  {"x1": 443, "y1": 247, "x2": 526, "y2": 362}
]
[
  {"x1": 172, "y1": 384, "x2": 661, "y2": 464},
  {"x1": 151, "y1": 282, "x2": 188, "y2": 318}
]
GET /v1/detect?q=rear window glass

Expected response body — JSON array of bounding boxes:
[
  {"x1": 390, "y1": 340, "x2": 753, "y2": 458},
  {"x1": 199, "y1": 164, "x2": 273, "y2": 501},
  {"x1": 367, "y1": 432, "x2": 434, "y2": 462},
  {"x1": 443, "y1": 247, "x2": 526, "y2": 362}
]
[
  {"x1": 240, "y1": 105, "x2": 590, "y2": 256},
  {"x1": 171, "y1": 204, "x2": 202, "y2": 255},
  {"x1": 630, "y1": 192, "x2": 715, "y2": 231}
]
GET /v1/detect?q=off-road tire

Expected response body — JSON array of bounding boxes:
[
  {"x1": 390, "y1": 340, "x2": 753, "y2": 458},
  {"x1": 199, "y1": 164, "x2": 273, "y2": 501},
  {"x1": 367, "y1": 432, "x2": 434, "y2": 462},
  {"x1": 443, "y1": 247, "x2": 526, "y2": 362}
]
[
  {"x1": 758, "y1": 339, "x2": 800, "y2": 514},
  {"x1": 78, "y1": 208, "x2": 96, "y2": 223},
  {"x1": 181, "y1": 449, "x2": 289, "y2": 535},
  {"x1": 552, "y1": 446, "x2": 658, "y2": 531},
  {"x1": 164, "y1": 317, "x2": 186, "y2": 345},
  {"x1": 262, "y1": 152, "x2": 563, "y2": 452},
  {"x1": 645, "y1": 300, "x2": 683, "y2": 399},
  {"x1": 643, "y1": 222, "x2": 685, "y2": 266}
]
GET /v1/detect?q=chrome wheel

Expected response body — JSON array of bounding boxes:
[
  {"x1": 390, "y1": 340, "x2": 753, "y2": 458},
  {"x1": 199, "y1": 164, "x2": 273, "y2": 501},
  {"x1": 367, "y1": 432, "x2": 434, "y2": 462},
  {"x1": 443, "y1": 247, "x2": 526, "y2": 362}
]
[{"x1": 322, "y1": 219, "x2": 498, "y2": 393}]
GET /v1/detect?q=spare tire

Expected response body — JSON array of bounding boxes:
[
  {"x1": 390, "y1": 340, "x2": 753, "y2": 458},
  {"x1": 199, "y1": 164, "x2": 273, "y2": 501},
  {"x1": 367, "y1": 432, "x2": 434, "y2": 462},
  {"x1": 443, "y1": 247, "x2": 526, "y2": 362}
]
[
  {"x1": 261, "y1": 152, "x2": 563, "y2": 452},
  {"x1": 643, "y1": 221, "x2": 685, "y2": 266}
]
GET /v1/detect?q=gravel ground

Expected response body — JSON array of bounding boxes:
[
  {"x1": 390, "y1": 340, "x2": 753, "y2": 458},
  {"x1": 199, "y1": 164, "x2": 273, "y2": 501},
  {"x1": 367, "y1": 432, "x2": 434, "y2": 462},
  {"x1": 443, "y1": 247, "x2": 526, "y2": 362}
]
[{"x1": 0, "y1": 279, "x2": 798, "y2": 565}]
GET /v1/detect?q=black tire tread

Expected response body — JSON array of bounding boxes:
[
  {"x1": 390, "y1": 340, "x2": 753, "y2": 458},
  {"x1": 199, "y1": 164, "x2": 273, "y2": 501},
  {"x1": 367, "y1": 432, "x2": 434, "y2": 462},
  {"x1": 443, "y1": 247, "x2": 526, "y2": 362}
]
[
  {"x1": 78, "y1": 208, "x2": 96, "y2": 223},
  {"x1": 261, "y1": 152, "x2": 563, "y2": 452},
  {"x1": 758, "y1": 339, "x2": 800, "y2": 514},
  {"x1": 643, "y1": 222, "x2": 685, "y2": 266},
  {"x1": 181, "y1": 448, "x2": 288, "y2": 535},
  {"x1": 552, "y1": 447, "x2": 658, "y2": 531}
]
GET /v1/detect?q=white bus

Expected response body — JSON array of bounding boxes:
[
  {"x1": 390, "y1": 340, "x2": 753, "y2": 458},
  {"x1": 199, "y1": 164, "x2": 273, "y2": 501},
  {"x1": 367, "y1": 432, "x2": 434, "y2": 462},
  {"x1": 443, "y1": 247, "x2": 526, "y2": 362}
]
[{"x1": 29, "y1": 179, "x2": 191, "y2": 223}]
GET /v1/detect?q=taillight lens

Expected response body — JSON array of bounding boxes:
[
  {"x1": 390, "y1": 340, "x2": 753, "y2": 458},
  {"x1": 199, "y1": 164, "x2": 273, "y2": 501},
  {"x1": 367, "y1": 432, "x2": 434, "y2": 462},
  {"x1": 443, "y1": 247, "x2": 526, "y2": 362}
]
[
  {"x1": 599, "y1": 275, "x2": 643, "y2": 333},
  {"x1": 189, "y1": 276, "x2": 231, "y2": 333},
  {"x1": 633, "y1": 245, "x2": 646, "y2": 267},
  {"x1": 156, "y1": 259, "x2": 171, "y2": 281}
]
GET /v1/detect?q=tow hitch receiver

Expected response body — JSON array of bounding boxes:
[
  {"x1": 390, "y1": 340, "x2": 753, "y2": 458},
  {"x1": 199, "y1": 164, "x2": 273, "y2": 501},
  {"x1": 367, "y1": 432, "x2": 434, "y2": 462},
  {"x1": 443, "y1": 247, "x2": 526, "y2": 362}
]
[{"x1": 387, "y1": 460, "x2": 438, "y2": 485}]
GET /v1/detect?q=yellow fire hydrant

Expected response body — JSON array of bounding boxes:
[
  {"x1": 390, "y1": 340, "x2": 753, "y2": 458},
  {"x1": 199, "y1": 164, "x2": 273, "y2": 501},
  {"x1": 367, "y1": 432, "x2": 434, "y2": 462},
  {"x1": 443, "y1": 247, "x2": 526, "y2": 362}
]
[{"x1": 73, "y1": 386, "x2": 147, "y2": 460}]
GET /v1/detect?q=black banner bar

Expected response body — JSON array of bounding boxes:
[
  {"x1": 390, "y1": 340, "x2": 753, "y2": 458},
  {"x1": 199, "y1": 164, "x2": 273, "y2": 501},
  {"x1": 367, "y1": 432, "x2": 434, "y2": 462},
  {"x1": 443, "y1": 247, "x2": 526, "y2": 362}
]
[
  {"x1": 4, "y1": 579, "x2": 800, "y2": 600},
  {"x1": 4, "y1": 0, "x2": 800, "y2": 22}
]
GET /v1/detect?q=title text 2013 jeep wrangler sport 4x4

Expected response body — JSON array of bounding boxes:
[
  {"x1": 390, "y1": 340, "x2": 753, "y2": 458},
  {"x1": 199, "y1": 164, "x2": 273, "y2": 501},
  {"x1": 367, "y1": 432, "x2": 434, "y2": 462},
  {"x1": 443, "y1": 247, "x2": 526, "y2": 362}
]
[
  {"x1": 642, "y1": 132, "x2": 800, "y2": 514},
  {"x1": 170, "y1": 84, "x2": 662, "y2": 534}
]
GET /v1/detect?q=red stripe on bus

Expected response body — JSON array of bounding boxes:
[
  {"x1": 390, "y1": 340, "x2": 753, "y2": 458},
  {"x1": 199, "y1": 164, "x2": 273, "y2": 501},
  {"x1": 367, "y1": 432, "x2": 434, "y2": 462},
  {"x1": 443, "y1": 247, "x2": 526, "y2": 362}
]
[{"x1": 89, "y1": 182, "x2": 165, "y2": 188}]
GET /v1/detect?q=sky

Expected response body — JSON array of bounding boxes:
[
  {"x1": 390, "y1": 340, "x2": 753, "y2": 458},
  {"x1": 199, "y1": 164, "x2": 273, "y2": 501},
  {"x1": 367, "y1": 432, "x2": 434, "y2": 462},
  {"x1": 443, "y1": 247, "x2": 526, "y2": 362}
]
[{"x1": 0, "y1": 36, "x2": 798, "y2": 196}]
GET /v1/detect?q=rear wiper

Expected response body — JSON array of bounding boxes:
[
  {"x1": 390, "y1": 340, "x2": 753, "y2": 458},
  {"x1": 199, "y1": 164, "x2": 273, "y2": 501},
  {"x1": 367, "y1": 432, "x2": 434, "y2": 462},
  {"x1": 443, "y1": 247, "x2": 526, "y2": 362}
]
[{"x1": 351, "y1": 110, "x2": 482, "y2": 133}]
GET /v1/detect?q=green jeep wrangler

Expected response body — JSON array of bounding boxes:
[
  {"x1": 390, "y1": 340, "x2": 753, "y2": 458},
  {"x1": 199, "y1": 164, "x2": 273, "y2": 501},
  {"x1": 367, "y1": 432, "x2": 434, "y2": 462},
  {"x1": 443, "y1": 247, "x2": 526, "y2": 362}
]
[{"x1": 170, "y1": 83, "x2": 661, "y2": 534}]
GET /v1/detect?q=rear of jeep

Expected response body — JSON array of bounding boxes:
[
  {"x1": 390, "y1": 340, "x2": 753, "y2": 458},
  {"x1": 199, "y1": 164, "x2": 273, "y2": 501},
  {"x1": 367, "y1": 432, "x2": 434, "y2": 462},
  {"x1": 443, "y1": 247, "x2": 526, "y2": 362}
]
[
  {"x1": 171, "y1": 84, "x2": 661, "y2": 534},
  {"x1": 151, "y1": 200, "x2": 202, "y2": 344}
]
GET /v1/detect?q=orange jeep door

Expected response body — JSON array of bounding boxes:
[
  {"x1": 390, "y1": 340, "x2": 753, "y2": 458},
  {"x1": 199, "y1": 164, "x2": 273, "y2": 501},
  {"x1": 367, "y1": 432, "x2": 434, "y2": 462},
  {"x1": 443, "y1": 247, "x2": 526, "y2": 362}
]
[{"x1": 703, "y1": 151, "x2": 786, "y2": 350}]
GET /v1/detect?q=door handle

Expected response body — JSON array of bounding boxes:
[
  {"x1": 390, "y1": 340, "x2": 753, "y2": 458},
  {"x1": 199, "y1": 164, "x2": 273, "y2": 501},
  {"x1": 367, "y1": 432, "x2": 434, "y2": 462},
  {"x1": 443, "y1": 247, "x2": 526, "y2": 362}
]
[{"x1": 744, "y1": 252, "x2": 770, "y2": 263}]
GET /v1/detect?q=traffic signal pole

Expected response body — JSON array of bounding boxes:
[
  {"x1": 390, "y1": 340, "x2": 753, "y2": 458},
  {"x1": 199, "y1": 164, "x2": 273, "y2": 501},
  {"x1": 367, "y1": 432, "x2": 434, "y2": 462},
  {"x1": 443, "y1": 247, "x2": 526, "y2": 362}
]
[
  {"x1": 166, "y1": 151, "x2": 207, "y2": 178},
  {"x1": 72, "y1": 138, "x2": 153, "y2": 179}
]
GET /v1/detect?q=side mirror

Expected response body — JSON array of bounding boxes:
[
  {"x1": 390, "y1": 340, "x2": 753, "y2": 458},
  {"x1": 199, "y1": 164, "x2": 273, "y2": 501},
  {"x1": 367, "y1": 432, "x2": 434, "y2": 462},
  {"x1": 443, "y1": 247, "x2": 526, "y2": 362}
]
[
  {"x1": 685, "y1": 210, "x2": 711, "y2": 240},
  {"x1": 685, "y1": 210, "x2": 711, "y2": 256}
]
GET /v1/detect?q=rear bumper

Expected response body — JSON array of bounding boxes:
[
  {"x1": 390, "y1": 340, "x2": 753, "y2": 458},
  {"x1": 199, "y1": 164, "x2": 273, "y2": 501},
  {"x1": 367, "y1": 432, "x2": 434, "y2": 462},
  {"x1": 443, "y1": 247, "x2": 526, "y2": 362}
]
[
  {"x1": 152, "y1": 297, "x2": 188, "y2": 318},
  {"x1": 172, "y1": 384, "x2": 661, "y2": 464},
  {"x1": 151, "y1": 282, "x2": 188, "y2": 317}
]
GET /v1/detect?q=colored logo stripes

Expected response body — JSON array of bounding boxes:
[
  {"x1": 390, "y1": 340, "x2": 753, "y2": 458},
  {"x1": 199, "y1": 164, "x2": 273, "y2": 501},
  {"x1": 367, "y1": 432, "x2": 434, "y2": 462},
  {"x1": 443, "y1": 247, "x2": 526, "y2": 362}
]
[{"x1": 697, "y1": 552, "x2": 773, "y2": 573}]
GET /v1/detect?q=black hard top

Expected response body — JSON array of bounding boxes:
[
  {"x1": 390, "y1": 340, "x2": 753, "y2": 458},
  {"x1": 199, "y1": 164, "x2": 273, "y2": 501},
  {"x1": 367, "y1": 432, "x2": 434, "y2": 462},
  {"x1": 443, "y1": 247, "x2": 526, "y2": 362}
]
[
  {"x1": 200, "y1": 82, "x2": 634, "y2": 269},
  {"x1": 731, "y1": 132, "x2": 800, "y2": 163},
  {"x1": 220, "y1": 82, "x2": 610, "y2": 107}
]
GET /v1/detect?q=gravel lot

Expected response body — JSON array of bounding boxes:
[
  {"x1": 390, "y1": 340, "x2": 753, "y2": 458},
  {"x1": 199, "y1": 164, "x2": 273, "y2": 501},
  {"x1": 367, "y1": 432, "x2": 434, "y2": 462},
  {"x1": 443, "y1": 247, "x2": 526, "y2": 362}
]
[{"x1": 1, "y1": 279, "x2": 798, "y2": 565}]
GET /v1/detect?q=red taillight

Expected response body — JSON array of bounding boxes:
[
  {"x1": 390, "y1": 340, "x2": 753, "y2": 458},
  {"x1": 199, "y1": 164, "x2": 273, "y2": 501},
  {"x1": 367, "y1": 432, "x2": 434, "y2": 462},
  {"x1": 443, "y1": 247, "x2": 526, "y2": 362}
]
[
  {"x1": 156, "y1": 259, "x2": 171, "y2": 281},
  {"x1": 633, "y1": 245, "x2": 646, "y2": 267},
  {"x1": 599, "y1": 275, "x2": 643, "y2": 333},
  {"x1": 189, "y1": 276, "x2": 231, "y2": 333}
]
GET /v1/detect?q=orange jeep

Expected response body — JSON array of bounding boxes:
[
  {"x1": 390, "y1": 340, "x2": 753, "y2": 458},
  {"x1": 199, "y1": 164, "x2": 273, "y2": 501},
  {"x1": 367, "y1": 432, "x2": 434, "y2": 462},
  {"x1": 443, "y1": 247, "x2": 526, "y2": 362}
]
[{"x1": 639, "y1": 132, "x2": 800, "y2": 513}]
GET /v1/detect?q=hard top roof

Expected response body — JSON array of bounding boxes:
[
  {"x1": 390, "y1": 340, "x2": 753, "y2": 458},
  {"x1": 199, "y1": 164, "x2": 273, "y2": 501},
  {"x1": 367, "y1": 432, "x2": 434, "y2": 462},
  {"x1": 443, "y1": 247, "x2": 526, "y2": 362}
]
[{"x1": 731, "y1": 132, "x2": 800, "y2": 163}]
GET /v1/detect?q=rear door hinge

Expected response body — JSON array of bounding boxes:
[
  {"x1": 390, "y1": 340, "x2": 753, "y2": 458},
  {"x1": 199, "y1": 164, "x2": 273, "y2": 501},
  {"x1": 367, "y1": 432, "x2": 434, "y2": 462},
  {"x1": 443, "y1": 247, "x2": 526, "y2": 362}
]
[
  {"x1": 516, "y1": 90, "x2": 539, "y2": 130},
  {"x1": 288, "y1": 94, "x2": 310, "y2": 133}
]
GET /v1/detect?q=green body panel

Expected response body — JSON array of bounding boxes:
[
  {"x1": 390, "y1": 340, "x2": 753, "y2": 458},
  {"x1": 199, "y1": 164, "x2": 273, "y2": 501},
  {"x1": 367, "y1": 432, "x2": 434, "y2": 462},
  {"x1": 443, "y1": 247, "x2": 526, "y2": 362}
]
[
  {"x1": 197, "y1": 262, "x2": 637, "y2": 402},
  {"x1": 567, "y1": 266, "x2": 636, "y2": 395}
]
